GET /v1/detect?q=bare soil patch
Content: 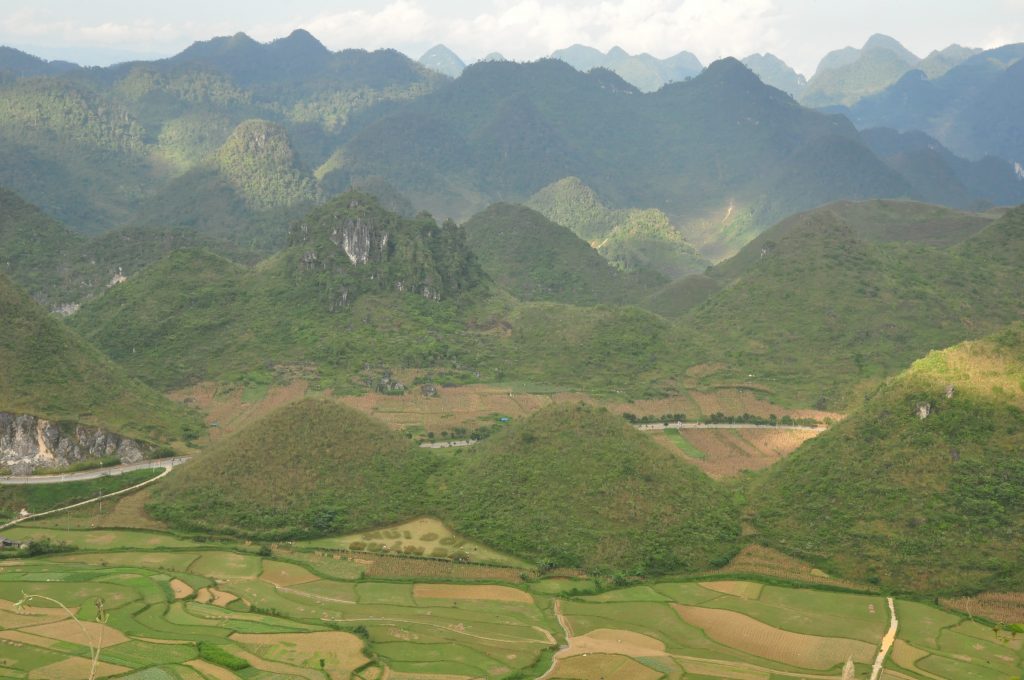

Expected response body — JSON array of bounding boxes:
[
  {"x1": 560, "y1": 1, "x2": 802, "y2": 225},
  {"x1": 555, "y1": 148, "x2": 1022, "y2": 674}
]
[
  {"x1": 673, "y1": 604, "x2": 875, "y2": 669},
  {"x1": 170, "y1": 578, "x2": 194, "y2": 600},
  {"x1": 21, "y1": 619, "x2": 128, "y2": 647},
  {"x1": 27, "y1": 657, "x2": 129, "y2": 679},
  {"x1": 549, "y1": 653, "x2": 662, "y2": 680},
  {"x1": 185, "y1": 659, "x2": 242, "y2": 680},
  {"x1": 232, "y1": 630, "x2": 368, "y2": 672},
  {"x1": 195, "y1": 587, "x2": 238, "y2": 607},
  {"x1": 413, "y1": 584, "x2": 533, "y2": 604},
  {"x1": 700, "y1": 581, "x2": 764, "y2": 599},
  {"x1": 259, "y1": 560, "x2": 319, "y2": 587},
  {"x1": 563, "y1": 628, "x2": 666, "y2": 657}
]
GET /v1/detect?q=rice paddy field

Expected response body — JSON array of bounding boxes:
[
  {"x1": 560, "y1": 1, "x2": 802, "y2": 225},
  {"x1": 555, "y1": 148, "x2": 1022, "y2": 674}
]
[{"x1": 0, "y1": 510, "x2": 1019, "y2": 679}]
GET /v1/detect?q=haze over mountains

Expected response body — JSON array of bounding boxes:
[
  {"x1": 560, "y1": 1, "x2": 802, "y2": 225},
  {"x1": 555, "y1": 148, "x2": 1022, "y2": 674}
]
[{"x1": 1, "y1": 29, "x2": 1021, "y2": 265}]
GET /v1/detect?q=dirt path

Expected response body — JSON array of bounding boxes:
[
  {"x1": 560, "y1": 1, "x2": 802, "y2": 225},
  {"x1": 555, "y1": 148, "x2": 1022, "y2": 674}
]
[
  {"x1": 538, "y1": 600, "x2": 572, "y2": 680},
  {"x1": 870, "y1": 597, "x2": 898, "y2": 680},
  {"x1": 0, "y1": 460, "x2": 182, "y2": 531}
]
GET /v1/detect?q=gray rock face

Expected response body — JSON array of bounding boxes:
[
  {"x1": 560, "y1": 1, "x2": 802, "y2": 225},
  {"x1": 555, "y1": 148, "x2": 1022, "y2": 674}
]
[
  {"x1": 331, "y1": 215, "x2": 390, "y2": 265},
  {"x1": 0, "y1": 412, "x2": 149, "y2": 475}
]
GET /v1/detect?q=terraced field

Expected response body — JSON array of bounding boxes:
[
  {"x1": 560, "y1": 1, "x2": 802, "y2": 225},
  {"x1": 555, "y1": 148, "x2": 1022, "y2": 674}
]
[{"x1": 0, "y1": 512, "x2": 1019, "y2": 678}]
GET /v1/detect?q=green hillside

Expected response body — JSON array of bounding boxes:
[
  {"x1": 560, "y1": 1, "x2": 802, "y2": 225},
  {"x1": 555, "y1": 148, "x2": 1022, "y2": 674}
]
[
  {"x1": 438, "y1": 403, "x2": 740, "y2": 574},
  {"x1": 526, "y1": 177, "x2": 708, "y2": 277},
  {"x1": 0, "y1": 273, "x2": 201, "y2": 443},
  {"x1": 149, "y1": 399, "x2": 433, "y2": 539},
  {"x1": 462, "y1": 203, "x2": 661, "y2": 305},
  {"x1": 70, "y1": 193, "x2": 495, "y2": 389},
  {"x1": 751, "y1": 324, "x2": 1024, "y2": 593},
  {"x1": 0, "y1": 187, "x2": 256, "y2": 308},
  {"x1": 672, "y1": 204, "x2": 1020, "y2": 408}
]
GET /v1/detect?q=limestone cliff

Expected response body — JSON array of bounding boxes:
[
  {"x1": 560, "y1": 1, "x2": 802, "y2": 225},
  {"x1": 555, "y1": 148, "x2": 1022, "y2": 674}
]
[
  {"x1": 0, "y1": 412, "x2": 149, "y2": 475},
  {"x1": 288, "y1": 191, "x2": 486, "y2": 310}
]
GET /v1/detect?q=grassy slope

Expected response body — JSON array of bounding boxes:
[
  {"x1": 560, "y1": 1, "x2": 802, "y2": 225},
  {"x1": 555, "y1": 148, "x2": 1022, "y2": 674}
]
[
  {"x1": 679, "y1": 205, "x2": 1024, "y2": 409},
  {"x1": 0, "y1": 273, "x2": 202, "y2": 443},
  {"x1": 0, "y1": 469, "x2": 161, "y2": 520},
  {"x1": 751, "y1": 324, "x2": 1024, "y2": 594},
  {"x1": 148, "y1": 399, "x2": 435, "y2": 539},
  {"x1": 437, "y1": 403, "x2": 740, "y2": 575},
  {"x1": 462, "y1": 203, "x2": 662, "y2": 306}
]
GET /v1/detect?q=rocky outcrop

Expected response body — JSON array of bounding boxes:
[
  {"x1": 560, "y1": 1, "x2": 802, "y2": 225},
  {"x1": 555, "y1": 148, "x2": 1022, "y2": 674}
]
[
  {"x1": 0, "y1": 413, "x2": 149, "y2": 475},
  {"x1": 289, "y1": 192, "x2": 486, "y2": 310}
]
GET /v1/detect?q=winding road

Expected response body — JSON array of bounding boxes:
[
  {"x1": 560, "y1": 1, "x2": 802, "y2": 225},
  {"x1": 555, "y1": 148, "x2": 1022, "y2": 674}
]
[
  {"x1": 0, "y1": 457, "x2": 189, "y2": 485},
  {"x1": 0, "y1": 458, "x2": 186, "y2": 531}
]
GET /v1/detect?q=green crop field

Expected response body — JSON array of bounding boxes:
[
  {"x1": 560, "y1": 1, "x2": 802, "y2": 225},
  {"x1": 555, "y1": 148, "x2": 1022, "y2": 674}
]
[{"x1": 0, "y1": 515, "x2": 1017, "y2": 679}]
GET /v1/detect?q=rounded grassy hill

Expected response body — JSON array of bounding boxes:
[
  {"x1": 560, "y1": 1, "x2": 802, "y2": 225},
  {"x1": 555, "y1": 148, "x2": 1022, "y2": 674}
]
[
  {"x1": 149, "y1": 399, "x2": 435, "y2": 539},
  {"x1": 436, "y1": 403, "x2": 740, "y2": 575},
  {"x1": 751, "y1": 324, "x2": 1024, "y2": 594}
]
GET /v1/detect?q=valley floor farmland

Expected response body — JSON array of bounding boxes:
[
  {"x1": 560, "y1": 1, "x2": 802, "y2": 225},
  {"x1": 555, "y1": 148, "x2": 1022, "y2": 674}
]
[{"x1": 0, "y1": 499, "x2": 1019, "y2": 679}]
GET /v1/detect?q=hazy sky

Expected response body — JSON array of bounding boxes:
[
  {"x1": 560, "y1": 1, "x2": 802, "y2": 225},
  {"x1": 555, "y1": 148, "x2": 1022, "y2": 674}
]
[{"x1": 2, "y1": 0, "x2": 1022, "y2": 75}]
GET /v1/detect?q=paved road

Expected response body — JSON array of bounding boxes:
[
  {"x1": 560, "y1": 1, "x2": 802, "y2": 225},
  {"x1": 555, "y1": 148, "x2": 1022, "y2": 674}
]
[
  {"x1": 0, "y1": 457, "x2": 189, "y2": 485},
  {"x1": 0, "y1": 459, "x2": 184, "y2": 531}
]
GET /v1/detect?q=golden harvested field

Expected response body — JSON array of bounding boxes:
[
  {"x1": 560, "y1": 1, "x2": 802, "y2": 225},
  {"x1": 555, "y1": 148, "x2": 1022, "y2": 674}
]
[
  {"x1": 704, "y1": 544, "x2": 872, "y2": 591},
  {"x1": 673, "y1": 429, "x2": 818, "y2": 477},
  {"x1": 672, "y1": 604, "x2": 876, "y2": 669},
  {"x1": 259, "y1": 560, "x2": 319, "y2": 587},
  {"x1": 27, "y1": 486, "x2": 169, "y2": 531},
  {"x1": 184, "y1": 659, "x2": 241, "y2": 680},
  {"x1": 26, "y1": 656, "x2": 129, "y2": 679},
  {"x1": 169, "y1": 380, "x2": 312, "y2": 441},
  {"x1": 549, "y1": 653, "x2": 663, "y2": 680},
  {"x1": 940, "y1": 592, "x2": 1024, "y2": 624},
  {"x1": 231, "y1": 631, "x2": 368, "y2": 673},
  {"x1": 563, "y1": 628, "x2": 667, "y2": 657},
  {"x1": 21, "y1": 619, "x2": 128, "y2": 647},
  {"x1": 700, "y1": 581, "x2": 764, "y2": 599},
  {"x1": 361, "y1": 553, "x2": 532, "y2": 583},
  {"x1": 412, "y1": 584, "x2": 534, "y2": 604},
  {"x1": 308, "y1": 517, "x2": 527, "y2": 567},
  {"x1": 172, "y1": 378, "x2": 836, "y2": 442}
]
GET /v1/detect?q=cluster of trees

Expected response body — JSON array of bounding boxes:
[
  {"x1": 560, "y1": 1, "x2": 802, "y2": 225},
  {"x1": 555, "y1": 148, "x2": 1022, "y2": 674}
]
[{"x1": 621, "y1": 411, "x2": 820, "y2": 426}]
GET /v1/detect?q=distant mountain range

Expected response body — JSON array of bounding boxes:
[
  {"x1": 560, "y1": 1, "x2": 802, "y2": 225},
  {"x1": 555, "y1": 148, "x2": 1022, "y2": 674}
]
[{"x1": 0, "y1": 30, "x2": 1021, "y2": 261}]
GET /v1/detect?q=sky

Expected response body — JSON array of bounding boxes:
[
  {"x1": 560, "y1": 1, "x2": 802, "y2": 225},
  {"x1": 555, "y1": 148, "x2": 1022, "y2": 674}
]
[{"x1": 1, "y1": 0, "x2": 1022, "y2": 76}]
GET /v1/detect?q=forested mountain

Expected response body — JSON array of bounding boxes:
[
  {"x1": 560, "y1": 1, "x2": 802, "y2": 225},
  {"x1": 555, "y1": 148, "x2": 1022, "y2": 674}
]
[
  {"x1": 673, "y1": 205, "x2": 1024, "y2": 408},
  {"x1": 0, "y1": 31, "x2": 1014, "y2": 260},
  {"x1": 0, "y1": 188, "x2": 255, "y2": 309},
  {"x1": 526, "y1": 177, "x2": 709, "y2": 277},
  {"x1": 462, "y1": 203, "x2": 663, "y2": 305},
  {"x1": 843, "y1": 44, "x2": 1024, "y2": 162},
  {"x1": 550, "y1": 44, "x2": 703, "y2": 92},
  {"x1": 334, "y1": 56, "x2": 928, "y2": 254},
  {"x1": 0, "y1": 31, "x2": 443, "y2": 234},
  {"x1": 752, "y1": 324, "x2": 1024, "y2": 593}
]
